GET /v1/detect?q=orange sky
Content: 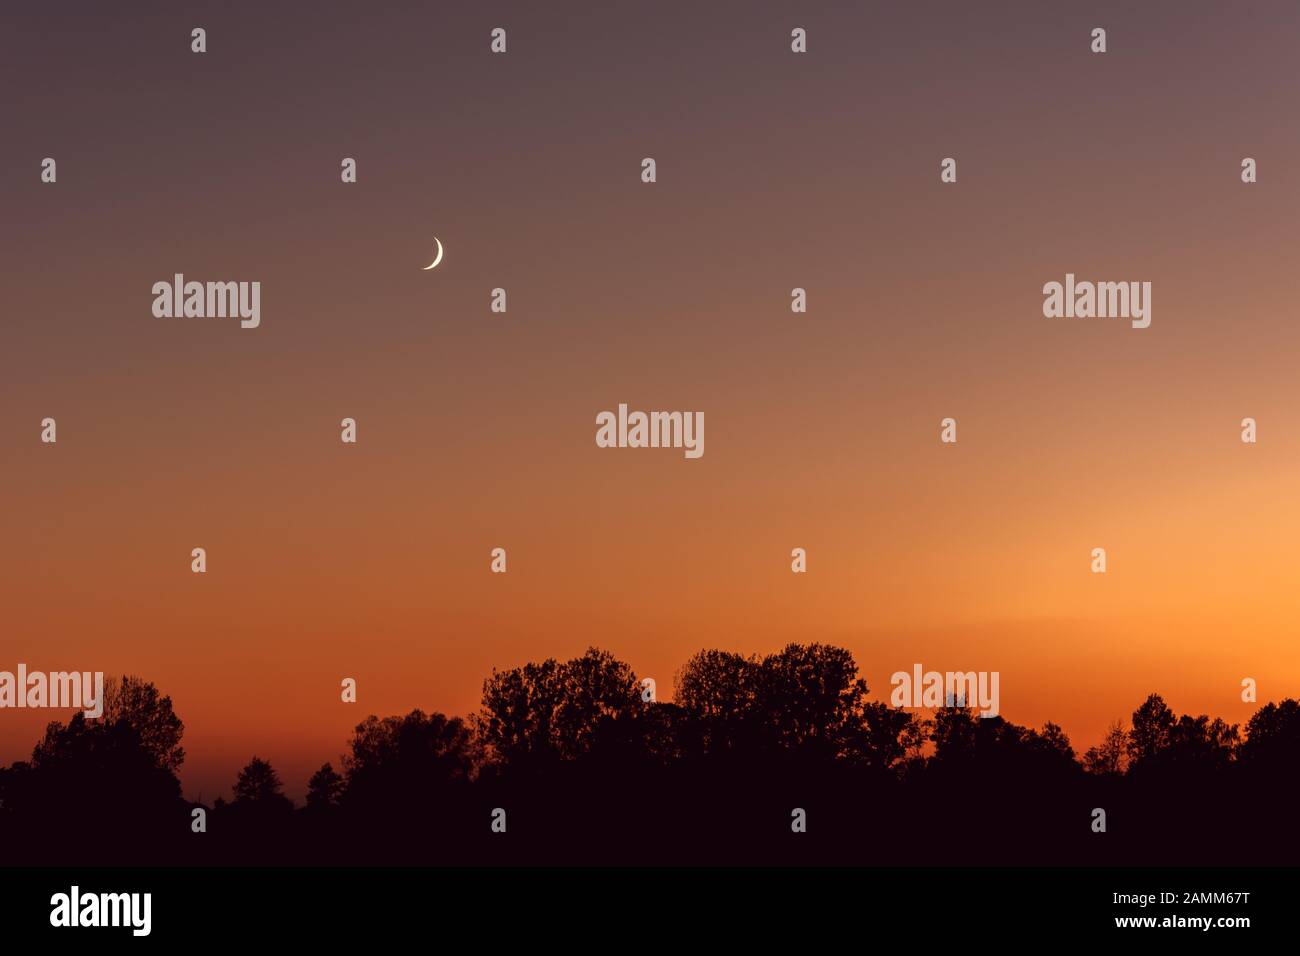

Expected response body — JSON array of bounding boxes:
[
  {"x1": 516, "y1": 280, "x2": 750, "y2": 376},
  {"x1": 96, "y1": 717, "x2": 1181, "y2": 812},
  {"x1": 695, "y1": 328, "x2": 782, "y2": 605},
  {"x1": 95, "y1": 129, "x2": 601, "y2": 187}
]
[{"x1": 3, "y1": 1, "x2": 1300, "y2": 799}]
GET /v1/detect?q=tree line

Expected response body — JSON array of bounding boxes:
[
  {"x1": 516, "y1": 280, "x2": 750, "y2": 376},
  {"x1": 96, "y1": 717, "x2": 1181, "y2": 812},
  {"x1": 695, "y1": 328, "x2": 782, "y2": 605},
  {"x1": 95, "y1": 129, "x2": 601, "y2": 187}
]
[{"x1": 2, "y1": 644, "x2": 1296, "y2": 864}]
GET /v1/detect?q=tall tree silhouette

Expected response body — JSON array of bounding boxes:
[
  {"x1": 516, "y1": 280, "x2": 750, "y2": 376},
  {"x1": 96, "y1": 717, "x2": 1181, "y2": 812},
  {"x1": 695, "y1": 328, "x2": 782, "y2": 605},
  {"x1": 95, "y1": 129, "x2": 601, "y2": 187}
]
[
  {"x1": 214, "y1": 756, "x2": 295, "y2": 860},
  {"x1": 2, "y1": 706, "x2": 186, "y2": 863},
  {"x1": 674, "y1": 649, "x2": 761, "y2": 753},
  {"x1": 1127, "y1": 693, "x2": 1176, "y2": 766},
  {"x1": 930, "y1": 705, "x2": 1078, "y2": 779},
  {"x1": 99, "y1": 674, "x2": 185, "y2": 773},
  {"x1": 1239, "y1": 698, "x2": 1300, "y2": 767},
  {"x1": 233, "y1": 756, "x2": 292, "y2": 807},
  {"x1": 756, "y1": 643, "x2": 870, "y2": 756},
  {"x1": 305, "y1": 762, "x2": 345, "y2": 811},
  {"x1": 852, "y1": 701, "x2": 929, "y2": 770},
  {"x1": 1127, "y1": 693, "x2": 1237, "y2": 775},
  {"x1": 1082, "y1": 719, "x2": 1128, "y2": 775},
  {"x1": 342, "y1": 710, "x2": 475, "y2": 810},
  {"x1": 675, "y1": 644, "x2": 891, "y2": 760},
  {"x1": 930, "y1": 703, "x2": 980, "y2": 763},
  {"x1": 479, "y1": 648, "x2": 644, "y2": 767}
]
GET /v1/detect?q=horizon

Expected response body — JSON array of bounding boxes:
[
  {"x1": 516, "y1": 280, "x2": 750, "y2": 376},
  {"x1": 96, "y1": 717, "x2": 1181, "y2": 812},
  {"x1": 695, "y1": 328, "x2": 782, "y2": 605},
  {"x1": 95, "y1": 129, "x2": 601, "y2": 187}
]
[{"x1": 0, "y1": 642, "x2": 1282, "y2": 803}]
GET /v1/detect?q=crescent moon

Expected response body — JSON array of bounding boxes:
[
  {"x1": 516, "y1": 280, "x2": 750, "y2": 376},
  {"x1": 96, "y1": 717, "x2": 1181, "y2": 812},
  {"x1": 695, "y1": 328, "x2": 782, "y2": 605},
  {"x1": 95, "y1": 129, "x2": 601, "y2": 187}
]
[{"x1": 422, "y1": 238, "x2": 444, "y2": 271}]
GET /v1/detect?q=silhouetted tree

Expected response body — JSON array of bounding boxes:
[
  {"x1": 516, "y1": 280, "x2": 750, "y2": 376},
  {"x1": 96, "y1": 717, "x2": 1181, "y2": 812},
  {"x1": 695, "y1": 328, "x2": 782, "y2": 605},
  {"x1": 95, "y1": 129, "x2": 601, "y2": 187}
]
[
  {"x1": 1168, "y1": 714, "x2": 1238, "y2": 769},
  {"x1": 675, "y1": 644, "x2": 877, "y2": 759},
  {"x1": 930, "y1": 703, "x2": 980, "y2": 762},
  {"x1": 674, "y1": 650, "x2": 761, "y2": 753},
  {"x1": 1239, "y1": 698, "x2": 1300, "y2": 766},
  {"x1": 929, "y1": 706, "x2": 1079, "y2": 785},
  {"x1": 1026, "y1": 721, "x2": 1076, "y2": 762},
  {"x1": 1082, "y1": 720, "x2": 1129, "y2": 775},
  {"x1": 1127, "y1": 694, "x2": 1237, "y2": 774},
  {"x1": 234, "y1": 756, "x2": 291, "y2": 806},
  {"x1": 757, "y1": 643, "x2": 870, "y2": 757},
  {"x1": 99, "y1": 675, "x2": 185, "y2": 772},
  {"x1": 479, "y1": 648, "x2": 644, "y2": 766},
  {"x1": 847, "y1": 701, "x2": 928, "y2": 770},
  {"x1": 4, "y1": 711, "x2": 186, "y2": 862},
  {"x1": 343, "y1": 710, "x2": 476, "y2": 811},
  {"x1": 1127, "y1": 693, "x2": 1176, "y2": 766},
  {"x1": 305, "y1": 762, "x2": 345, "y2": 811}
]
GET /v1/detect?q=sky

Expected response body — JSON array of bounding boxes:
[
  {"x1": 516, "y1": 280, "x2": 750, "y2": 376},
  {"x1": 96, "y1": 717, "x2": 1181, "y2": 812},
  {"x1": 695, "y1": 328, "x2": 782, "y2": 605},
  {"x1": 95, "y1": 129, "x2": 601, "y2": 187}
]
[{"x1": 3, "y1": 1, "x2": 1300, "y2": 800}]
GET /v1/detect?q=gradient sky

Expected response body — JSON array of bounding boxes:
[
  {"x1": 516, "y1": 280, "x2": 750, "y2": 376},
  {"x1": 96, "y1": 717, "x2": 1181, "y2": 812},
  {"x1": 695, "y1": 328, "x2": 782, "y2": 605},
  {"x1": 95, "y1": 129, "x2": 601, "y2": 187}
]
[{"x1": 4, "y1": 1, "x2": 1300, "y2": 800}]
